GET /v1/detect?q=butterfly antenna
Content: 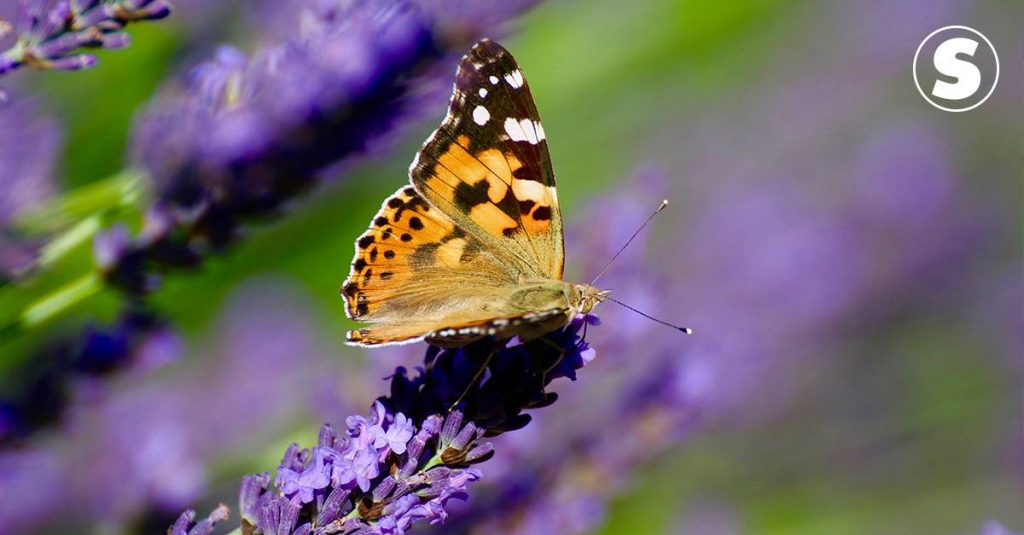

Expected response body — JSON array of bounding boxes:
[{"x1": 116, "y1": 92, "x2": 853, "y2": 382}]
[
  {"x1": 590, "y1": 199, "x2": 669, "y2": 285},
  {"x1": 607, "y1": 297, "x2": 693, "y2": 335}
]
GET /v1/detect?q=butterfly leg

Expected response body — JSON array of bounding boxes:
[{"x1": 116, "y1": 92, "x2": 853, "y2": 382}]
[
  {"x1": 578, "y1": 317, "x2": 590, "y2": 348},
  {"x1": 448, "y1": 348, "x2": 498, "y2": 412},
  {"x1": 537, "y1": 335, "x2": 569, "y2": 386}
]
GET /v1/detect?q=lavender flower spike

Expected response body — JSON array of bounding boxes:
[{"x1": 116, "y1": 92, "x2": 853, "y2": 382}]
[
  {"x1": 168, "y1": 504, "x2": 229, "y2": 535},
  {"x1": 0, "y1": 0, "x2": 171, "y2": 77},
  {"x1": 178, "y1": 316, "x2": 597, "y2": 534},
  {"x1": 233, "y1": 404, "x2": 486, "y2": 534}
]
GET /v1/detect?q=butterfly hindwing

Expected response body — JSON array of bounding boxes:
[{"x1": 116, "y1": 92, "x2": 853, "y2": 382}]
[
  {"x1": 410, "y1": 39, "x2": 564, "y2": 279},
  {"x1": 343, "y1": 185, "x2": 505, "y2": 321},
  {"x1": 342, "y1": 186, "x2": 572, "y2": 346}
]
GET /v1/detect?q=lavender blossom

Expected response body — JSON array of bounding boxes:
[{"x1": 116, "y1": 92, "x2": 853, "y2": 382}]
[
  {"x1": 0, "y1": 96, "x2": 59, "y2": 279},
  {"x1": 0, "y1": 281, "x2": 349, "y2": 533},
  {"x1": 0, "y1": 307, "x2": 180, "y2": 447},
  {"x1": 108, "y1": 0, "x2": 537, "y2": 295},
  {"x1": 234, "y1": 406, "x2": 486, "y2": 534},
  {"x1": 0, "y1": 0, "x2": 171, "y2": 77},
  {"x1": 168, "y1": 504, "x2": 230, "y2": 535},
  {"x1": 177, "y1": 315, "x2": 595, "y2": 534}
]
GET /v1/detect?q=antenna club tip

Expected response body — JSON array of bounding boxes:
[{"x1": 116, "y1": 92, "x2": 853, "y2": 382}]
[
  {"x1": 656, "y1": 199, "x2": 669, "y2": 212},
  {"x1": 680, "y1": 327, "x2": 693, "y2": 335}
]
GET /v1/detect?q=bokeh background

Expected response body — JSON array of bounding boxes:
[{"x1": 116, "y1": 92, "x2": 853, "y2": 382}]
[{"x1": 0, "y1": 0, "x2": 1020, "y2": 533}]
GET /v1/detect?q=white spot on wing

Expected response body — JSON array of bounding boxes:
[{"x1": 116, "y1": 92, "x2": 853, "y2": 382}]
[
  {"x1": 504, "y1": 117, "x2": 527, "y2": 142},
  {"x1": 520, "y1": 118, "x2": 538, "y2": 144},
  {"x1": 489, "y1": 75, "x2": 499, "y2": 85},
  {"x1": 478, "y1": 88, "x2": 488, "y2": 98},
  {"x1": 535, "y1": 121, "x2": 546, "y2": 141},
  {"x1": 472, "y1": 105, "x2": 490, "y2": 125},
  {"x1": 504, "y1": 70, "x2": 524, "y2": 88},
  {"x1": 505, "y1": 117, "x2": 541, "y2": 144}
]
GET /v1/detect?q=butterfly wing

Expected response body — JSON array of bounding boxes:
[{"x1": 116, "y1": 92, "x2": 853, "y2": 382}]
[
  {"x1": 342, "y1": 186, "x2": 571, "y2": 346},
  {"x1": 341, "y1": 39, "x2": 569, "y2": 348},
  {"x1": 409, "y1": 38, "x2": 564, "y2": 279}
]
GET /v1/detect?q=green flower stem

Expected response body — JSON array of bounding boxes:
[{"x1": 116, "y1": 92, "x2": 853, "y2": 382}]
[
  {"x1": 21, "y1": 273, "x2": 102, "y2": 328},
  {"x1": 16, "y1": 170, "x2": 144, "y2": 235},
  {"x1": 36, "y1": 215, "x2": 101, "y2": 271}
]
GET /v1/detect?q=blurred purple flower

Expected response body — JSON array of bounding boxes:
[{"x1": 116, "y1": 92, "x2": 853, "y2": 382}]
[
  {"x1": 431, "y1": 111, "x2": 987, "y2": 531},
  {"x1": 980, "y1": 521, "x2": 1024, "y2": 535},
  {"x1": 0, "y1": 307, "x2": 180, "y2": 446},
  {"x1": 0, "y1": 0, "x2": 171, "y2": 77},
  {"x1": 0, "y1": 96, "x2": 59, "y2": 279},
  {"x1": 108, "y1": 1, "x2": 538, "y2": 295},
  {"x1": 0, "y1": 280, "x2": 349, "y2": 533}
]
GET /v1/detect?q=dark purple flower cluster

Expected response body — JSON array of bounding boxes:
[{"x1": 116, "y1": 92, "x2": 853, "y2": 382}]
[
  {"x1": 384, "y1": 315, "x2": 598, "y2": 431},
  {"x1": 0, "y1": 307, "x2": 178, "y2": 446},
  {"x1": 177, "y1": 316, "x2": 595, "y2": 534},
  {"x1": 0, "y1": 0, "x2": 171, "y2": 77},
  {"x1": 104, "y1": 0, "x2": 529, "y2": 296}
]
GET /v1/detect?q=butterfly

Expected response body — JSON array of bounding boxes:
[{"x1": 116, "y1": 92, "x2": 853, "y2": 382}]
[{"x1": 341, "y1": 39, "x2": 609, "y2": 348}]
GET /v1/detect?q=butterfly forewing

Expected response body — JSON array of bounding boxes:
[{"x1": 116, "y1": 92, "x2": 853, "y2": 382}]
[{"x1": 410, "y1": 39, "x2": 564, "y2": 279}]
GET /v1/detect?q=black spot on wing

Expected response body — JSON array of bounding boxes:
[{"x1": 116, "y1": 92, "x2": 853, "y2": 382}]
[{"x1": 453, "y1": 179, "x2": 490, "y2": 213}]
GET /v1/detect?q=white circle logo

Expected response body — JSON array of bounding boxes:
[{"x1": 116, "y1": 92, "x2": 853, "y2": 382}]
[{"x1": 913, "y1": 25, "x2": 999, "y2": 112}]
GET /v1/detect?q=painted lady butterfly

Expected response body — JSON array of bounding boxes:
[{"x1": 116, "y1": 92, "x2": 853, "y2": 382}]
[{"x1": 342, "y1": 39, "x2": 609, "y2": 347}]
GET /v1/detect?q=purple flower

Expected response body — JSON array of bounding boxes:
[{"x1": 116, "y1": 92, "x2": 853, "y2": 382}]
[
  {"x1": 227, "y1": 407, "x2": 490, "y2": 534},
  {"x1": 0, "y1": 308, "x2": 180, "y2": 446},
  {"x1": 168, "y1": 504, "x2": 229, "y2": 535},
  {"x1": 277, "y1": 447, "x2": 331, "y2": 505},
  {"x1": 174, "y1": 314, "x2": 595, "y2": 534},
  {"x1": 372, "y1": 412, "x2": 415, "y2": 455},
  {"x1": 0, "y1": 0, "x2": 171, "y2": 78},
  {"x1": 0, "y1": 281, "x2": 348, "y2": 532},
  {"x1": 110, "y1": 1, "x2": 537, "y2": 297},
  {"x1": 0, "y1": 96, "x2": 59, "y2": 279}
]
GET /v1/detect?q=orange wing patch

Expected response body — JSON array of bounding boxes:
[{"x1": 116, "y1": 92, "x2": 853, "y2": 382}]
[
  {"x1": 415, "y1": 135, "x2": 559, "y2": 267},
  {"x1": 421, "y1": 137, "x2": 524, "y2": 238},
  {"x1": 342, "y1": 186, "x2": 459, "y2": 319}
]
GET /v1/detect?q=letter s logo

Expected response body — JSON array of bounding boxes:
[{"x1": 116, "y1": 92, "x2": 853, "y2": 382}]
[{"x1": 931, "y1": 37, "x2": 981, "y2": 100}]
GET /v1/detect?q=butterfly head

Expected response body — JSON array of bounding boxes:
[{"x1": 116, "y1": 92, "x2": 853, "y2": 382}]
[{"x1": 571, "y1": 283, "x2": 611, "y2": 314}]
